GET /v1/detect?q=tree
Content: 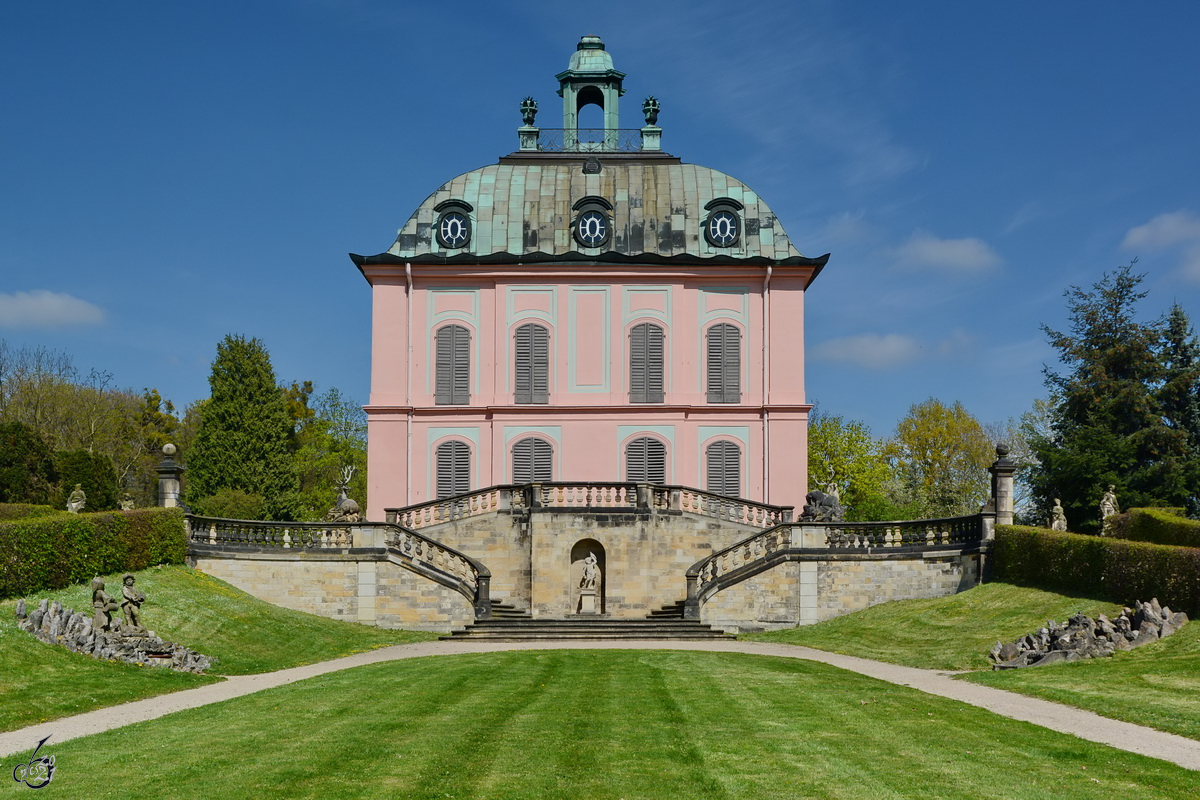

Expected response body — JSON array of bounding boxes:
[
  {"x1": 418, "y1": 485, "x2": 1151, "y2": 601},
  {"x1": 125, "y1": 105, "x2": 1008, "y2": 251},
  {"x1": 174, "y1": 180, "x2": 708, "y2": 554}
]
[
  {"x1": 0, "y1": 421, "x2": 59, "y2": 505},
  {"x1": 888, "y1": 398, "x2": 993, "y2": 518},
  {"x1": 1031, "y1": 264, "x2": 1187, "y2": 531},
  {"x1": 0, "y1": 339, "x2": 178, "y2": 505},
  {"x1": 290, "y1": 387, "x2": 368, "y2": 521},
  {"x1": 806, "y1": 408, "x2": 901, "y2": 521},
  {"x1": 185, "y1": 335, "x2": 297, "y2": 519},
  {"x1": 55, "y1": 448, "x2": 119, "y2": 511},
  {"x1": 1159, "y1": 303, "x2": 1200, "y2": 512}
]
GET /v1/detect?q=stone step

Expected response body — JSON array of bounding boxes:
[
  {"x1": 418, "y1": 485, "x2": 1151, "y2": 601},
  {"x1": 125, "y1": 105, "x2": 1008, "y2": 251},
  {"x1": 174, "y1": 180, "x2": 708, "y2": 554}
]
[
  {"x1": 441, "y1": 617, "x2": 734, "y2": 641},
  {"x1": 647, "y1": 600, "x2": 686, "y2": 619}
]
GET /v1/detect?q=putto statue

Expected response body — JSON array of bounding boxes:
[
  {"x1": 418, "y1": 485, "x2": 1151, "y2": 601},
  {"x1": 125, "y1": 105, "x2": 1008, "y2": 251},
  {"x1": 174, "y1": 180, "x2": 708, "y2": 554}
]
[
  {"x1": 1100, "y1": 484, "x2": 1120, "y2": 535},
  {"x1": 91, "y1": 578, "x2": 120, "y2": 632},
  {"x1": 66, "y1": 484, "x2": 86, "y2": 514},
  {"x1": 121, "y1": 573, "x2": 146, "y2": 632},
  {"x1": 1050, "y1": 498, "x2": 1068, "y2": 532},
  {"x1": 799, "y1": 489, "x2": 844, "y2": 523},
  {"x1": 580, "y1": 552, "x2": 600, "y2": 590},
  {"x1": 119, "y1": 491, "x2": 135, "y2": 511}
]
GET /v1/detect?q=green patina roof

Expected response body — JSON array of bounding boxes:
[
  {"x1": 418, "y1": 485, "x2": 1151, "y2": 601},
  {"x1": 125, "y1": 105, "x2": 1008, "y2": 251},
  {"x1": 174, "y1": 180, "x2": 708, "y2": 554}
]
[{"x1": 378, "y1": 159, "x2": 814, "y2": 264}]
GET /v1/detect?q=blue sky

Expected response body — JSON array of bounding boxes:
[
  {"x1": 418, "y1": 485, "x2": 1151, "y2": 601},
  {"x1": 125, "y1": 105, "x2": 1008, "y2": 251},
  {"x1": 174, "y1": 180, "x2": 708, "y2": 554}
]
[{"x1": 2, "y1": 1, "x2": 1198, "y2": 439}]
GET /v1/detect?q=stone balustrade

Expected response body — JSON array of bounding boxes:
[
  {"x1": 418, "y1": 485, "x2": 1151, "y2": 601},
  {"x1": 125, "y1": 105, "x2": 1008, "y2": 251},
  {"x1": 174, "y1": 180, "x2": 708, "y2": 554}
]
[
  {"x1": 187, "y1": 516, "x2": 355, "y2": 549},
  {"x1": 384, "y1": 482, "x2": 793, "y2": 530},
  {"x1": 684, "y1": 514, "x2": 988, "y2": 620},
  {"x1": 186, "y1": 516, "x2": 492, "y2": 619}
]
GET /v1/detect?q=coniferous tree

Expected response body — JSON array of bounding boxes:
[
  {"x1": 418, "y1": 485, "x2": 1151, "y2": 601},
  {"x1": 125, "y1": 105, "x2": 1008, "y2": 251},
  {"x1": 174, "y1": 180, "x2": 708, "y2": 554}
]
[
  {"x1": 55, "y1": 449, "x2": 119, "y2": 510},
  {"x1": 0, "y1": 421, "x2": 59, "y2": 505},
  {"x1": 1031, "y1": 264, "x2": 1184, "y2": 530},
  {"x1": 1160, "y1": 303, "x2": 1200, "y2": 515},
  {"x1": 185, "y1": 335, "x2": 297, "y2": 519}
]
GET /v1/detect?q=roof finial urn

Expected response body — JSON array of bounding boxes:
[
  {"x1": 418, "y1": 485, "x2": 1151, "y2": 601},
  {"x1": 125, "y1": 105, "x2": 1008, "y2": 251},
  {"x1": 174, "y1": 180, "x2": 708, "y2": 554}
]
[
  {"x1": 643, "y1": 96, "x2": 660, "y2": 126},
  {"x1": 521, "y1": 97, "x2": 538, "y2": 127}
]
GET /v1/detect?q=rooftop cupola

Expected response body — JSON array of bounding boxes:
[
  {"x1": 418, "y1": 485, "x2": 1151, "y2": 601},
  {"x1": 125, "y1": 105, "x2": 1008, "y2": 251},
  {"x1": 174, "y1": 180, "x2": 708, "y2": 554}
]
[
  {"x1": 519, "y1": 36, "x2": 662, "y2": 153},
  {"x1": 557, "y1": 34, "x2": 625, "y2": 141}
]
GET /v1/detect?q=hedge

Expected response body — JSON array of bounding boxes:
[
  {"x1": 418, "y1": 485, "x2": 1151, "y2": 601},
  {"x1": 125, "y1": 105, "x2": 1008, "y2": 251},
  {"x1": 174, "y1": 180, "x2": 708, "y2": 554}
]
[
  {"x1": 0, "y1": 507, "x2": 187, "y2": 599},
  {"x1": 993, "y1": 525, "x2": 1200, "y2": 617},
  {"x1": 0, "y1": 503, "x2": 63, "y2": 523},
  {"x1": 1108, "y1": 507, "x2": 1200, "y2": 549}
]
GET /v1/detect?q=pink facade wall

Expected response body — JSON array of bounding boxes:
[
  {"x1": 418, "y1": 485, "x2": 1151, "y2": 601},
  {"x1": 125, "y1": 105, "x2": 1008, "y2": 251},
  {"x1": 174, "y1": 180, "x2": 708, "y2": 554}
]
[{"x1": 363, "y1": 262, "x2": 813, "y2": 519}]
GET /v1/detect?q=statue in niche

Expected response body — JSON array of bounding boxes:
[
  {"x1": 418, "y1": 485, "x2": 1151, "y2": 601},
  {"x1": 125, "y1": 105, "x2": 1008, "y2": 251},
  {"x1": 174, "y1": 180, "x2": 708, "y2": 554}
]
[
  {"x1": 91, "y1": 578, "x2": 120, "y2": 632},
  {"x1": 121, "y1": 573, "x2": 146, "y2": 631},
  {"x1": 1100, "y1": 484, "x2": 1120, "y2": 534},
  {"x1": 580, "y1": 552, "x2": 600, "y2": 590},
  {"x1": 1050, "y1": 498, "x2": 1068, "y2": 532},
  {"x1": 66, "y1": 484, "x2": 86, "y2": 514}
]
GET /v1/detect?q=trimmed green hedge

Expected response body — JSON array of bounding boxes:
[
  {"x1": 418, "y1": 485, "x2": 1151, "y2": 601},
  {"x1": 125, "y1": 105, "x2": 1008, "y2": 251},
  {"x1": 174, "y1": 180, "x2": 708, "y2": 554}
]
[
  {"x1": 993, "y1": 525, "x2": 1200, "y2": 617},
  {"x1": 0, "y1": 503, "x2": 63, "y2": 522},
  {"x1": 0, "y1": 507, "x2": 187, "y2": 599},
  {"x1": 1109, "y1": 507, "x2": 1200, "y2": 549}
]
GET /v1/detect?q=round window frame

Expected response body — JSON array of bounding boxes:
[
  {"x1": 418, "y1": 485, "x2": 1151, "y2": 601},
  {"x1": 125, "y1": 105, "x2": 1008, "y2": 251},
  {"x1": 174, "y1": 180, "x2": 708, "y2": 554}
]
[
  {"x1": 571, "y1": 196, "x2": 614, "y2": 250},
  {"x1": 705, "y1": 210, "x2": 740, "y2": 248},
  {"x1": 436, "y1": 211, "x2": 472, "y2": 249},
  {"x1": 574, "y1": 209, "x2": 610, "y2": 248}
]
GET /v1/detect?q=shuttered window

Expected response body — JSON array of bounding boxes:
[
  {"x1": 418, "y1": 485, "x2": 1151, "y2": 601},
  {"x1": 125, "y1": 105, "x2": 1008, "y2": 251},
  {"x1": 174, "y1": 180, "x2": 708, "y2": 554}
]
[
  {"x1": 705, "y1": 440, "x2": 741, "y2": 498},
  {"x1": 629, "y1": 323, "x2": 665, "y2": 403},
  {"x1": 512, "y1": 437, "x2": 553, "y2": 483},
  {"x1": 435, "y1": 440, "x2": 471, "y2": 499},
  {"x1": 514, "y1": 323, "x2": 549, "y2": 404},
  {"x1": 706, "y1": 323, "x2": 741, "y2": 403},
  {"x1": 435, "y1": 324, "x2": 470, "y2": 405},
  {"x1": 625, "y1": 436, "x2": 667, "y2": 484}
]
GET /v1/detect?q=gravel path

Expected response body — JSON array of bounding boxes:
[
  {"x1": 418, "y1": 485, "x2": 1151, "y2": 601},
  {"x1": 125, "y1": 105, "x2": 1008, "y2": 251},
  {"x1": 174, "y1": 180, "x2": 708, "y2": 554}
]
[{"x1": 2, "y1": 639, "x2": 1198, "y2": 771}]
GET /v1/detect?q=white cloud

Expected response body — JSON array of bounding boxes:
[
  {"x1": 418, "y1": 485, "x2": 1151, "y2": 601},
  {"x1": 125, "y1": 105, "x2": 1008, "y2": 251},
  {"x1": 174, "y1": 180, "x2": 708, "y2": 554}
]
[
  {"x1": 1180, "y1": 243, "x2": 1200, "y2": 283},
  {"x1": 1122, "y1": 210, "x2": 1200, "y2": 250},
  {"x1": 892, "y1": 231, "x2": 1002, "y2": 274},
  {"x1": 812, "y1": 333, "x2": 921, "y2": 370},
  {"x1": 0, "y1": 290, "x2": 105, "y2": 328}
]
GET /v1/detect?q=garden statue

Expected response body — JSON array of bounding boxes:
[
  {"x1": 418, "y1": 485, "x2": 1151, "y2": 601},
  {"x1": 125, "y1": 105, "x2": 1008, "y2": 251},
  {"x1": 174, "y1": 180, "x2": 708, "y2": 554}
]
[
  {"x1": 119, "y1": 491, "x2": 135, "y2": 511},
  {"x1": 66, "y1": 484, "x2": 86, "y2": 513},
  {"x1": 1050, "y1": 498, "x2": 1067, "y2": 532},
  {"x1": 521, "y1": 96, "x2": 538, "y2": 126},
  {"x1": 91, "y1": 578, "x2": 120, "y2": 632},
  {"x1": 799, "y1": 489, "x2": 844, "y2": 523},
  {"x1": 121, "y1": 573, "x2": 146, "y2": 631},
  {"x1": 580, "y1": 552, "x2": 600, "y2": 590},
  {"x1": 324, "y1": 465, "x2": 363, "y2": 523},
  {"x1": 1100, "y1": 484, "x2": 1120, "y2": 534},
  {"x1": 643, "y1": 96, "x2": 660, "y2": 125}
]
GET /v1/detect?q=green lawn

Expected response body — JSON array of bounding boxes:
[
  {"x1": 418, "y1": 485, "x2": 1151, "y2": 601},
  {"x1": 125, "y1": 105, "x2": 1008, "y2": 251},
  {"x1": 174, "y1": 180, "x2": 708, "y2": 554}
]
[
  {"x1": 0, "y1": 565, "x2": 436, "y2": 732},
  {"x1": 965, "y1": 619, "x2": 1200, "y2": 741},
  {"x1": 744, "y1": 582, "x2": 1125, "y2": 670},
  {"x1": 5, "y1": 650, "x2": 1195, "y2": 799},
  {"x1": 744, "y1": 582, "x2": 1200, "y2": 742}
]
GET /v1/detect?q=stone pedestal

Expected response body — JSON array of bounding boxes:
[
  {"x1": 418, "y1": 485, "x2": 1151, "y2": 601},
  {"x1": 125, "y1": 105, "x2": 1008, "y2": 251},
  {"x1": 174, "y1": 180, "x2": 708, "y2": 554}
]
[{"x1": 578, "y1": 589, "x2": 598, "y2": 615}]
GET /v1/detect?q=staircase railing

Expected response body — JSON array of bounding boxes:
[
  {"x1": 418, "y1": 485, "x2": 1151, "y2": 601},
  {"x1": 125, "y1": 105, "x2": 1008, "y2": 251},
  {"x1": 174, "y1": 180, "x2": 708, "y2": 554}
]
[
  {"x1": 185, "y1": 515, "x2": 492, "y2": 619},
  {"x1": 384, "y1": 483, "x2": 792, "y2": 531},
  {"x1": 683, "y1": 514, "x2": 987, "y2": 620}
]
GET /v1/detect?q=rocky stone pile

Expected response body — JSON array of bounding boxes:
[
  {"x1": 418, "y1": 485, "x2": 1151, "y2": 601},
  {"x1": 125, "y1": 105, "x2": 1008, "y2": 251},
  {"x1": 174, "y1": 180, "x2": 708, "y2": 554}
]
[
  {"x1": 989, "y1": 598, "x2": 1188, "y2": 670},
  {"x1": 15, "y1": 598, "x2": 213, "y2": 673}
]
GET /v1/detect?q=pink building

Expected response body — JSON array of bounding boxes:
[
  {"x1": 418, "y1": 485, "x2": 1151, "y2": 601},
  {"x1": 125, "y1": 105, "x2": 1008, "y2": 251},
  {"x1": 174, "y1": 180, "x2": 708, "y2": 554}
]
[{"x1": 352, "y1": 37, "x2": 828, "y2": 521}]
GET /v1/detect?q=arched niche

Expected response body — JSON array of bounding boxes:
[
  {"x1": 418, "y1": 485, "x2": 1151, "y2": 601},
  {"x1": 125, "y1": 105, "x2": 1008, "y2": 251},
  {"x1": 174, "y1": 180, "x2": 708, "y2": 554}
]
[{"x1": 570, "y1": 538, "x2": 605, "y2": 614}]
